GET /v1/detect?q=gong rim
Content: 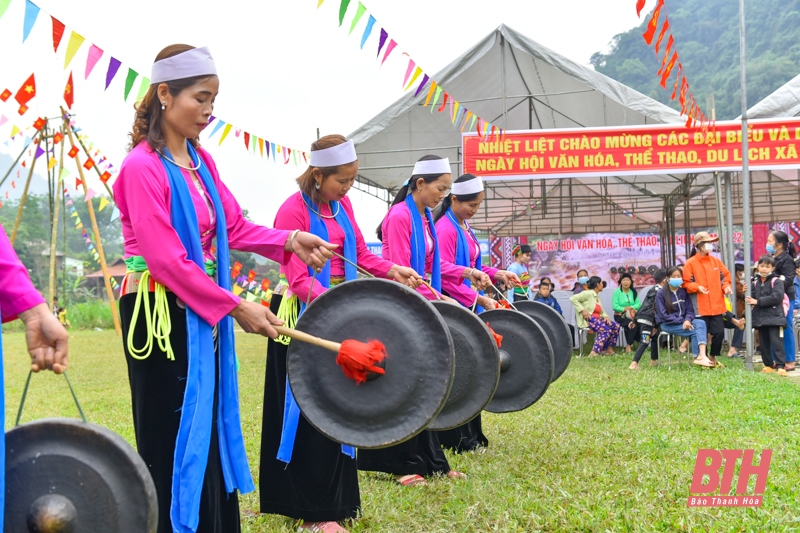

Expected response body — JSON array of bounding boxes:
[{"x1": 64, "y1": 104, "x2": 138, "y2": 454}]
[
  {"x1": 479, "y1": 309, "x2": 554, "y2": 413},
  {"x1": 5, "y1": 417, "x2": 158, "y2": 533},
  {"x1": 427, "y1": 301, "x2": 500, "y2": 430},
  {"x1": 287, "y1": 278, "x2": 455, "y2": 449},
  {"x1": 512, "y1": 300, "x2": 573, "y2": 382}
]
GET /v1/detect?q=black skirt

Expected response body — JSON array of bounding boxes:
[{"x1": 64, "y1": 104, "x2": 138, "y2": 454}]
[
  {"x1": 120, "y1": 292, "x2": 240, "y2": 533},
  {"x1": 435, "y1": 416, "x2": 488, "y2": 453},
  {"x1": 259, "y1": 295, "x2": 360, "y2": 522},
  {"x1": 357, "y1": 430, "x2": 450, "y2": 477}
]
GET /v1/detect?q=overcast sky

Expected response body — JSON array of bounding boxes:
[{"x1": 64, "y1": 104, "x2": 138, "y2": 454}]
[{"x1": 0, "y1": 0, "x2": 657, "y2": 241}]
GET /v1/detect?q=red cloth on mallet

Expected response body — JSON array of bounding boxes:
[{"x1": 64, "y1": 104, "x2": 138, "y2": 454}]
[{"x1": 336, "y1": 339, "x2": 388, "y2": 385}]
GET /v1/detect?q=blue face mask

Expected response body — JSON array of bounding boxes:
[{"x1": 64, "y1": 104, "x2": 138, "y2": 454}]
[
  {"x1": 669, "y1": 278, "x2": 683, "y2": 288},
  {"x1": 578, "y1": 276, "x2": 589, "y2": 285},
  {"x1": 766, "y1": 244, "x2": 775, "y2": 254}
]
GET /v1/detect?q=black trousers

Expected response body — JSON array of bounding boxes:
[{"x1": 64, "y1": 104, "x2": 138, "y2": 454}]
[
  {"x1": 698, "y1": 315, "x2": 724, "y2": 356},
  {"x1": 632, "y1": 325, "x2": 659, "y2": 363},
  {"x1": 757, "y1": 326, "x2": 786, "y2": 368},
  {"x1": 120, "y1": 292, "x2": 240, "y2": 533},
  {"x1": 259, "y1": 295, "x2": 360, "y2": 522},
  {"x1": 615, "y1": 314, "x2": 639, "y2": 346},
  {"x1": 436, "y1": 416, "x2": 488, "y2": 453}
]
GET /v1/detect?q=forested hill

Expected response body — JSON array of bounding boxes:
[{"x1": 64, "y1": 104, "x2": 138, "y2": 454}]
[{"x1": 590, "y1": 0, "x2": 800, "y2": 120}]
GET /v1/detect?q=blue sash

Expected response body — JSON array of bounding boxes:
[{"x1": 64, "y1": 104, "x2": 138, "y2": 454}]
[
  {"x1": 158, "y1": 143, "x2": 253, "y2": 533},
  {"x1": 404, "y1": 194, "x2": 441, "y2": 291},
  {"x1": 445, "y1": 208, "x2": 484, "y2": 312},
  {"x1": 0, "y1": 309, "x2": 4, "y2": 532},
  {"x1": 276, "y1": 193, "x2": 358, "y2": 463}
]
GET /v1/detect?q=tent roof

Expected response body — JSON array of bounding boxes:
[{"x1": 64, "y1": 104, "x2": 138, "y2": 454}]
[
  {"x1": 350, "y1": 24, "x2": 689, "y2": 235},
  {"x1": 746, "y1": 73, "x2": 800, "y2": 119}
]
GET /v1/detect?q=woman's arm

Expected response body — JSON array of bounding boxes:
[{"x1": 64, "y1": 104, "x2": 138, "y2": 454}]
[
  {"x1": 273, "y1": 196, "x2": 326, "y2": 304},
  {"x1": 0, "y1": 223, "x2": 45, "y2": 322}
]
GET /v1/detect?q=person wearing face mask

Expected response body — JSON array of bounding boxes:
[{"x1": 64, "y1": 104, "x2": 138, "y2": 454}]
[
  {"x1": 260, "y1": 135, "x2": 423, "y2": 532},
  {"x1": 573, "y1": 269, "x2": 590, "y2": 295},
  {"x1": 746, "y1": 255, "x2": 789, "y2": 376},
  {"x1": 682, "y1": 232, "x2": 732, "y2": 368},
  {"x1": 359, "y1": 155, "x2": 470, "y2": 487},
  {"x1": 654, "y1": 267, "x2": 712, "y2": 367},
  {"x1": 767, "y1": 230, "x2": 797, "y2": 371},
  {"x1": 507, "y1": 244, "x2": 532, "y2": 301},
  {"x1": 115, "y1": 45, "x2": 338, "y2": 533}
]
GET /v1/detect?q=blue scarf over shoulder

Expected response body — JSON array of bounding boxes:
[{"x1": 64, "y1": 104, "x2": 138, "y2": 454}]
[
  {"x1": 405, "y1": 194, "x2": 441, "y2": 291},
  {"x1": 159, "y1": 143, "x2": 253, "y2": 533},
  {"x1": 445, "y1": 208, "x2": 484, "y2": 312}
]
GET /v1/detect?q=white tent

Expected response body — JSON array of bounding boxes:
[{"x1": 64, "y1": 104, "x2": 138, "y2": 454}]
[{"x1": 746, "y1": 73, "x2": 800, "y2": 120}]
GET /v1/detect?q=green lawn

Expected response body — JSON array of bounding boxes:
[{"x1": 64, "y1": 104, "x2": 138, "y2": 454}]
[{"x1": 2, "y1": 330, "x2": 799, "y2": 532}]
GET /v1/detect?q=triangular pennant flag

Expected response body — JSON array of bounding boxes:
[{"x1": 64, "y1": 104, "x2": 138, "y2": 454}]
[
  {"x1": 317, "y1": 0, "x2": 325, "y2": 6},
  {"x1": 64, "y1": 31, "x2": 85, "y2": 69},
  {"x1": 207, "y1": 120, "x2": 225, "y2": 139},
  {"x1": 105, "y1": 57, "x2": 122, "y2": 90},
  {"x1": 84, "y1": 188, "x2": 97, "y2": 201},
  {"x1": 218, "y1": 123, "x2": 233, "y2": 145},
  {"x1": 85, "y1": 44, "x2": 104, "y2": 79},
  {"x1": 64, "y1": 71, "x2": 74, "y2": 109},
  {"x1": 135, "y1": 77, "x2": 150, "y2": 103},
  {"x1": 360, "y1": 15, "x2": 376, "y2": 49},
  {"x1": 338, "y1": 0, "x2": 351, "y2": 26},
  {"x1": 405, "y1": 66, "x2": 423, "y2": 91},
  {"x1": 270, "y1": 142, "x2": 276, "y2": 161},
  {"x1": 75, "y1": 177, "x2": 83, "y2": 189},
  {"x1": 244, "y1": 132, "x2": 250, "y2": 149},
  {"x1": 23, "y1": 0, "x2": 40, "y2": 42},
  {"x1": 48, "y1": 157, "x2": 57, "y2": 170},
  {"x1": 51, "y1": 16, "x2": 65, "y2": 51},
  {"x1": 381, "y1": 39, "x2": 397, "y2": 65},
  {"x1": 98, "y1": 196, "x2": 110, "y2": 211},
  {"x1": 438, "y1": 92, "x2": 449, "y2": 113},
  {"x1": 232, "y1": 285, "x2": 244, "y2": 297},
  {"x1": 0, "y1": 115, "x2": 7, "y2": 127},
  {"x1": 414, "y1": 74, "x2": 430, "y2": 97},
  {"x1": 349, "y1": 2, "x2": 366, "y2": 34},
  {"x1": 424, "y1": 82, "x2": 437, "y2": 106},
  {"x1": 35, "y1": 145, "x2": 44, "y2": 158},
  {"x1": 245, "y1": 292, "x2": 258, "y2": 303},
  {"x1": 258, "y1": 137, "x2": 265, "y2": 157},
  {"x1": 123, "y1": 69, "x2": 138, "y2": 101},
  {"x1": 430, "y1": 85, "x2": 443, "y2": 112},
  {"x1": 71, "y1": 211, "x2": 78, "y2": 218},
  {"x1": 0, "y1": 0, "x2": 12, "y2": 20},
  {"x1": 111, "y1": 206, "x2": 120, "y2": 220},
  {"x1": 377, "y1": 28, "x2": 388, "y2": 58},
  {"x1": 402, "y1": 59, "x2": 416, "y2": 88},
  {"x1": 60, "y1": 167, "x2": 70, "y2": 180}
]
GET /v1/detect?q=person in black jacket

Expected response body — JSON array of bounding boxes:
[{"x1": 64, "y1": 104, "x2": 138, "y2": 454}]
[
  {"x1": 746, "y1": 255, "x2": 789, "y2": 376},
  {"x1": 629, "y1": 269, "x2": 667, "y2": 370},
  {"x1": 767, "y1": 230, "x2": 796, "y2": 371}
]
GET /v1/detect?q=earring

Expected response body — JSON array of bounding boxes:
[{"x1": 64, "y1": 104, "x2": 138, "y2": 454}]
[
  {"x1": 315, "y1": 181, "x2": 320, "y2": 190},
  {"x1": 161, "y1": 101, "x2": 166, "y2": 110}
]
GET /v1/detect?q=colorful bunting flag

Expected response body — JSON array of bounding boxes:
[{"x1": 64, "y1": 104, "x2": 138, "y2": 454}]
[
  {"x1": 22, "y1": 0, "x2": 39, "y2": 42},
  {"x1": 123, "y1": 68, "x2": 138, "y2": 101},
  {"x1": 105, "y1": 57, "x2": 121, "y2": 90},
  {"x1": 64, "y1": 31, "x2": 85, "y2": 69},
  {"x1": 349, "y1": 2, "x2": 366, "y2": 34},
  {"x1": 48, "y1": 157, "x2": 57, "y2": 170},
  {"x1": 64, "y1": 71, "x2": 74, "y2": 109},
  {"x1": 98, "y1": 196, "x2": 110, "y2": 211},
  {"x1": 135, "y1": 76, "x2": 150, "y2": 103},
  {"x1": 51, "y1": 16, "x2": 65, "y2": 51},
  {"x1": 85, "y1": 44, "x2": 104, "y2": 79},
  {"x1": 360, "y1": 15, "x2": 375, "y2": 48},
  {"x1": 84, "y1": 188, "x2": 96, "y2": 201},
  {"x1": 0, "y1": 0, "x2": 12, "y2": 19},
  {"x1": 338, "y1": 0, "x2": 351, "y2": 26}
]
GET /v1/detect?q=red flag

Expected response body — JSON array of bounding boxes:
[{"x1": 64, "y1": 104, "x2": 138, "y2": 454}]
[
  {"x1": 659, "y1": 52, "x2": 679, "y2": 88},
  {"x1": 636, "y1": 0, "x2": 647, "y2": 16},
  {"x1": 100, "y1": 171, "x2": 111, "y2": 183},
  {"x1": 654, "y1": 19, "x2": 670, "y2": 55},
  {"x1": 32, "y1": 117, "x2": 45, "y2": 131},
  {"x1": 68, "y1": 146, "x2": 79, "y2": 158},
  {"x1": 75, "y1": 177, "x2": 83, "y2": 189},
  {"x1": 53, "y1": 132, "x2": 63, "y2": 144},
  {"x1": 52, "y1": 17, "x2": 65, "y2": 52},
  {"x1": 18, "y1": 104, "x2": 28, "y2": 116},
  {"x1": 83, "y1": 158, "x2": 95, "y2": 170},
  {"x1": 642, "y1": 0, "x2": 665, "y2": 45},
  {"x1": 244, "y1": 132, "x2": 250, "y2": 149},
  {"x1": 438, "y1": 93, "x2": 449, "y2": 113},
  {"x1": 11, "y1": 181, "x2": 15, "y2": 188},
  {"x1": 21, "y1": 160, "x2": 26, "y2": 168},
  {"x1": 261, "y1": 279, "x2": 271, "y2": 291},
  {"x1": 64, "y1": 71, "x2": 74, "y2": 109},
  {"x1": 247, "y1": 270, "x2": 256, "y2": 283},
  {"x1": 14, "y1": 74, "x2": 36, "y2": 107},
  {"x1": 0, "y1": 89, "x2": 10, "y2": 102},
  {"x1": 670, "y1": 69, "x2": 681, "y2": 100},
  {"x1": 657, "y1": 35, "x2": 675, "y2": 76}
]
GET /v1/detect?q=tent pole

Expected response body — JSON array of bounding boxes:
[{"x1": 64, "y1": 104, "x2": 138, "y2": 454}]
[
  {"x1": 501, "y1": 35, "x2": 508, "y2": 129},
  {"x1": 739, "y1": 0, "x2": 753, "y2": 371},
  {"x1": 684, "y1": 196, "x2": 691, "y2": 260},
  {"x1": 725, "y1": 172, "x2": 735, "y2": 271},
  {"x1": 713, "y1": 172, "x2": 727, "y2": 266}
]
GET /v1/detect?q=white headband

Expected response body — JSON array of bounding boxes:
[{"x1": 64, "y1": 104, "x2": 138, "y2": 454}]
[
  {"x1": 151, "y1": 46, "x2": 217, "y2": 84},
  {"x1": 309, "y1": 140, "x2": 357, "y2": 167},
  {"x1": 412, "y1": 158, "x2": 451, "y2": 176},
  {"x1": 451, "y1": 176, "x2": 484, "y2": 196}
]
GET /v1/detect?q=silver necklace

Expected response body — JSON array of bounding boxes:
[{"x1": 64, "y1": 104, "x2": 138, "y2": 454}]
[
  {"x1": 158, "y1": 150, "x2": 202, "y2": 171},
  {"x1": 303, "y1": 198, "x2": 340, "y2": 219}
]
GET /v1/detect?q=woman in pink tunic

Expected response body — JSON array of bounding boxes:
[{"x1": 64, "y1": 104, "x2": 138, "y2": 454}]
[{"x1": 114, "y1": 44, "x2": 334, "y2": 533}]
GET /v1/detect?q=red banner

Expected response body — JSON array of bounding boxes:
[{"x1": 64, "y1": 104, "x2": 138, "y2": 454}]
[{"x1": 462, "y1": 118, "x2": 800, "y2": 180}]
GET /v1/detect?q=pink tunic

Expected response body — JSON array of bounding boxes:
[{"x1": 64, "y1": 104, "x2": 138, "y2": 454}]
[
  {"x1": 275, "y1": 192, "x2": 394, "y2": 303},
  {"x1": 114, "y1": 142, "x2": 291, "y2": 326},
  {"x1": 381, "y1": 202, "x2": 464, "y2": 301},
  {"x1": 0, "y1": 223, "x2": 45, "y2": 322},
  {"x1": 435, "y1": 216, "x2": 498, "y2": 307}
]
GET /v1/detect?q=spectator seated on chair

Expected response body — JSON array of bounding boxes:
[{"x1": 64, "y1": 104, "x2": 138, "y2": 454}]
[{"x1": 656, "y1": 267, "x2": 713, "y2": 367}]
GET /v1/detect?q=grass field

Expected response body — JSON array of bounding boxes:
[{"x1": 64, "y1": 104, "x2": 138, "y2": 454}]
[{"x1": 2, "y1": 330, "x2": 799, "y2": 532}]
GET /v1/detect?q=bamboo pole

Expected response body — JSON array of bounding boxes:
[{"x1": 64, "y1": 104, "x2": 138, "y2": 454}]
[
  {"x1": 48, "y1": 126, "x2": 66, "y2": 308},
  {"x1": 68, "y1": 123, "x2": 115, "y2": 200},
  {"x1": 10, "y1": 130, "x2": 44, "y2": 246},
  {"x1": 0, "y1": 141, "x2": 28, "y2": 190},
  {"x1": 62, "y1": 112, "x2": 121, "y2": 335}
]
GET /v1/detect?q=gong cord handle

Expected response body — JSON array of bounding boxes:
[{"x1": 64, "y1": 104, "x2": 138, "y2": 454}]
[
  {"x1": 419, "y1": 279, "x2": 444, "y2": 300},
  {"x1": 16, "y1": 370, "x2": 87, "y2": 426},
  {"x1": 330, "y1": 251, "x2": 375, "y2": 279},
  {"x1": 273, "y1": 326, "x2": 342, "y2": 353}
]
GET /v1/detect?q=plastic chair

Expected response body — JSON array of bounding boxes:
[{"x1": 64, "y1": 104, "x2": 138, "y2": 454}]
[{"x1": 577, "y1": 326, "x2": 590, "y2": 357}]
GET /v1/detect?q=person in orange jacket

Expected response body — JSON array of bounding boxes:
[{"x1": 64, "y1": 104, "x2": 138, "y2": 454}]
[{"x1": 683, "y1": 231, "x2": 732, "y2": 367}]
